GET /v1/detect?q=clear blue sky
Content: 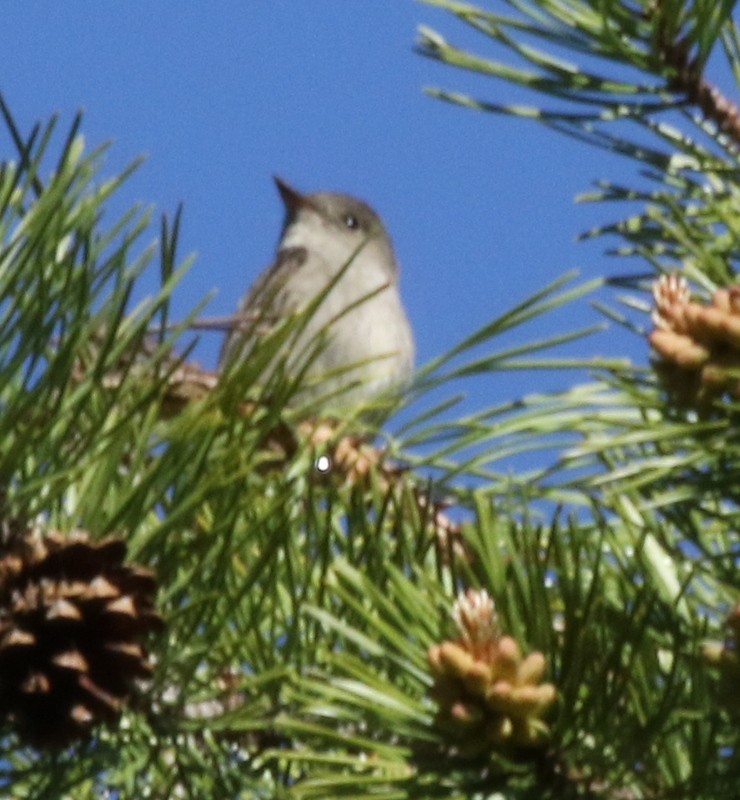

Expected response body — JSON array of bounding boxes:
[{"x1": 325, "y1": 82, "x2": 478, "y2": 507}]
[{"x1": 0, "y1": 2, "x2": 645, "y2": 420}]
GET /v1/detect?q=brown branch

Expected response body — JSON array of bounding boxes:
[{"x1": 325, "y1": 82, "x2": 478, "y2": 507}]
[{"x1": 656, "y1": 22, "x2": 740, "y2": 148}]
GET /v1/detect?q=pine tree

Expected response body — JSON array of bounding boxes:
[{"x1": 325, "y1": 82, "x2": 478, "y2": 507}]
[{"x1": 0, "y1": 1, "x2": 738, "y2": 797}]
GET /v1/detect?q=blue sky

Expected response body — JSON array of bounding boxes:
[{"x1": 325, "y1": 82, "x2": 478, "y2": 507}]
[{"x1": 0, "y1": 2, "x2": 651, "y2": 421}]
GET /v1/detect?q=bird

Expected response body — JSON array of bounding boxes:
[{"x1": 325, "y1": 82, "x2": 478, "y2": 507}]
[{"x1": 220, "y1": 177, "x2": 414, "y2": 414}]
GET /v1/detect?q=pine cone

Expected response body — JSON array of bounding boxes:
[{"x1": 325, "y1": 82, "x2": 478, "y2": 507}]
[
  {"x1": 649, "y1": 274, "x2": 740, "y2": 407},
  {"x1": 428, "y1": 589, "x2": 556, "y2": 758},
  {"x1": 0, "y1": 529, "x2": 163, "y2": 747}
]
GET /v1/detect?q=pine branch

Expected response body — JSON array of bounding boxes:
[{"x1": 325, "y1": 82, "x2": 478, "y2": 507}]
[
  {"x1": 2, "y1": 5, "x2": 739, "y2": 790},
  {"x1": 653, "y1": 0, "x2": 740, "y2": 145}
]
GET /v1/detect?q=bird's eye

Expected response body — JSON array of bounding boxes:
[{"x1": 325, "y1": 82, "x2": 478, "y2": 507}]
[{"x1": 343, "y1": 214, "x2": 359, "y2": 230}]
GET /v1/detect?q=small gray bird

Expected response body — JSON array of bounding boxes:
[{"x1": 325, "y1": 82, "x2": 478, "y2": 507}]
[{"x1": 220, "y1": 177, "x2": 414, "y2": 412}]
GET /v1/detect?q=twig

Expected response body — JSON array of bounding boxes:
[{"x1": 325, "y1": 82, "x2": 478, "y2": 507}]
[{"x1": 654, "y1": 10, "x2": 740, "y2": 147}]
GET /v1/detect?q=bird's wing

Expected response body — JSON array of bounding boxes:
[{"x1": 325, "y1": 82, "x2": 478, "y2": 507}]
[
  {"x1": 241, "y1": 246, "x2": 308, "y2": 314},
  {"x1": 219, "y1": 246, "x2": 307, "y2": 367}
]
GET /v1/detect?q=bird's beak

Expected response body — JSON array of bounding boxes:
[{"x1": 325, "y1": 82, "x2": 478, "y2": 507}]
[{"x1": 274, "y1": 176, "x2": 316, "y2": 214}]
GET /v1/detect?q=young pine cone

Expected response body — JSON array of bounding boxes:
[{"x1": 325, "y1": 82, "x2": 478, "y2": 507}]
[
  {"x1": 428, "y1": 589, "x2": 556, "y2": 758},
  {"x1": 650, "y1": 274, "x2": 740, "y2": 406}
]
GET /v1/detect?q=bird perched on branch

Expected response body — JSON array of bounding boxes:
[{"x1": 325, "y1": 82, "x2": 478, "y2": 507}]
[{"x1": 220, "y1": 177, "x2": 414, "y2": 413}]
